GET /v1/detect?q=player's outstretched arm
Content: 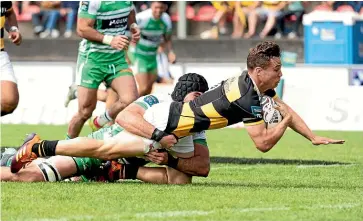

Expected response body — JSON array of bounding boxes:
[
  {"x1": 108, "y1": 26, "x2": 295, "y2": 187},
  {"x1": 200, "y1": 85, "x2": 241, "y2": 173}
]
[
  {"x1": 245, "y1": 102, "x2": 292, "y2": 152},
  {"x1": 273, "y1": 97, "x2": 345, "y2": 145}
]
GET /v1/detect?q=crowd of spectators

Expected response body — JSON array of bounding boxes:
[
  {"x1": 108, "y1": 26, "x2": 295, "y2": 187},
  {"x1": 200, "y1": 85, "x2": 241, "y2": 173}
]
[{"x1": 12, "y1": 1, "x2": 363, "y2": 40}]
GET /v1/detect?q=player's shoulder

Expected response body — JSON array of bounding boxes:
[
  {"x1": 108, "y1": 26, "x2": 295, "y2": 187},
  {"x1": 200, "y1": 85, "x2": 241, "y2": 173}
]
[
  {"x1": 136, "y1": 93, "x2": 172, "y2": 108},
  {"x1": 137, "y1": 8, "x2": 152, "y2": 19},
  {"x1": 161, "y1": 12, "x2": 172, "y2": 26}
]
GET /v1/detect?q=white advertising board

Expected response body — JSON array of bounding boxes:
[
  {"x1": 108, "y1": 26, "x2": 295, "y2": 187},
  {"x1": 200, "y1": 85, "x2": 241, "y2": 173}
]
[
  {"x1": 1, "y1": 63, "x2": 106, "y2": 125},
  {"x1": 284, "y1": 86, "x2": 363, "y2": 131}
]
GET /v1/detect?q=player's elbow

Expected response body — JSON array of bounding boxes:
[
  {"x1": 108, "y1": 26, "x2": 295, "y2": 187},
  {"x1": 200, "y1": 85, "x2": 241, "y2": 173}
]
[
  {"x1": 76, "y1": 26, "x2": 86, "y2": 38},
  {"x1": 255, "y1": 141, "x2": 273, "y2": 153},
  {"x1": 198, "y1": 165, "x2": 210, "y2": 177}
]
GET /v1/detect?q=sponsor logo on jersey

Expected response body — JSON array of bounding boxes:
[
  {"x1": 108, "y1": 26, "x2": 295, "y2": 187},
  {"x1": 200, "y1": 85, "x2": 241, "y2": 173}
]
[
  {"x1": 251, "y1": 106, "x2": 262, "y2": 118},
  {"x1": 101, "y1": 16, "x2": 128, "y2": 29},
  {"x1": 80, "y1": 1, "x2": 89, "y2": 12},
  {"x1": 143, "y1": 95, "x2": 159, "y2": 107}
]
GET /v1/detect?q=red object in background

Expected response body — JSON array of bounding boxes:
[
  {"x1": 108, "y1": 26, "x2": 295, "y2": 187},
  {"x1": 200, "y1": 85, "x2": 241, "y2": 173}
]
[
  {"x1": 13, "y1": 5, "x2": 40, "y2": 22},
  {"x1": 193, "y1": 5, "x2": 216, "y2": 22},
  {"x1": 171, "y1": 5, "x2": 195, "y2": 22}
]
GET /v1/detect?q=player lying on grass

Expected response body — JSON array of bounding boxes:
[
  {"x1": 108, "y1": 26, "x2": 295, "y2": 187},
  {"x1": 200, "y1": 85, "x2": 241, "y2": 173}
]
[
  {"x1": 2, "y1": 73, "x2": 210, "y2": 183},
  {"x1": 11, "y1": 41, "x2": 344, "y2": 174}
]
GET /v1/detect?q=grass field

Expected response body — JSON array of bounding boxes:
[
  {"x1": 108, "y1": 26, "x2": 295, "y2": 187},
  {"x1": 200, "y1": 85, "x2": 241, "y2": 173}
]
[{"x1": 1, "y1": 124, "x2": 362, "y2": 221}]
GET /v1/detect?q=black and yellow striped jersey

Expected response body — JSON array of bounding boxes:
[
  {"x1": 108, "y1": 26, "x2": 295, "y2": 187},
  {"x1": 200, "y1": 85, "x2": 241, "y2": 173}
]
[
  {"x1": 165, "y1": 71, "x2": 276, "y2": 138},
  {"x1": 0, "y1": 1, "x2": 13, "y2": 51}
]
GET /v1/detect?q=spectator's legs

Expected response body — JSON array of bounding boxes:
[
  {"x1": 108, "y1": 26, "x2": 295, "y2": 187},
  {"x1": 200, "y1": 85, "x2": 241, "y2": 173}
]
[
  {"x1": 244, "y1": 10, "x2": 258, "y2": 39},
  {"x1": 64, "y1": 9, "x2": 77, "y2": 38},
  {"x1": 275, "y1": 11, "x2": 293, "y2": 38},
  {"x1": 32, "y1": 11, "x2": 45, "y2": 34},
  {"x1": 259, "y1": 12, "x2": 278, "y2": 39},
  {"x1": 290, "y1": 11, "x2": 304, "y2": 38},
  {"x1": 40, "y1": 10, "x2": 61, "y2": 38}
]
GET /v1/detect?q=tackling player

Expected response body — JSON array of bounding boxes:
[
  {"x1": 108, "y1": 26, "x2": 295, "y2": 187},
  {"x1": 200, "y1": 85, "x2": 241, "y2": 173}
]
[
  {"x1": 1, "y1": 2, "x2": 22, "y2": 116},
  {"x1": 67, "y1": 0, "x2": 140, "y2": 139},
  {"x1": 3, "y1": 74, "x2": 210, "y2": 184},
  {"x1": 11, "y1": 41, "x2": 345, "y2": 173}
]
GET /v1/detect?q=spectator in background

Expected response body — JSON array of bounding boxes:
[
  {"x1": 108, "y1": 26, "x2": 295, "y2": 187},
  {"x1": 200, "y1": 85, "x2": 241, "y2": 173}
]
[
  {"x1": 244, "y1": 1, "x2": 286, "y2": 39},
  {"x1": 32, "y1": 1, "x2": 61, "y2": 38},
  {"x1": 332, "y1": 1, "x2": 363, "y2": 12},
  {"x1": 231, "y1": 1, "x2": 259, "y2": 38},
  {"x1": 275, "y1": 1, "x2": 305, "y2": 39},
  {"x1": 200, "y1": 1, "x2": 234, "y2": 39},
  {"x1": 60, "y1": 1, "x2": 79, "y2": 38}
]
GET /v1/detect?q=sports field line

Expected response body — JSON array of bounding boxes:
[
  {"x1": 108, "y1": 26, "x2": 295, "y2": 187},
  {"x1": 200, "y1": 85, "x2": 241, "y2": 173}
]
[
  {"x1": 22, "y1": 203, "x2": 360, "y2": 221},
  {"x1": 296, "y1": 164, "x2": 357, "y2": 169},
  {"x1": 211, "y1": 164, "x2": 357, "y2": 170}
]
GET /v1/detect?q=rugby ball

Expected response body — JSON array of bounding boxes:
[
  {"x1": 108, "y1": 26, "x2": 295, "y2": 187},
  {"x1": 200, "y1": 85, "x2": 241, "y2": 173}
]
[{"x1": 261, "y1": 95, "x2": 283, "y2": 128}]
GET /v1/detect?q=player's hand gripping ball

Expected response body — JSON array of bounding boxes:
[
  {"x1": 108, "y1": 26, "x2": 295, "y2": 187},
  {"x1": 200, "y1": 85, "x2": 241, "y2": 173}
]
[{"x1": 261, "y1": 95, "x2": 283, "y2": 128}]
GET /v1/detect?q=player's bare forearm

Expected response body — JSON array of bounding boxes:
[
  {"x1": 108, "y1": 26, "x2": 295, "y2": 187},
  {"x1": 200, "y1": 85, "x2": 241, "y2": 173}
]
[
  {"x1": 116, "y1": 109, "x2": 155, "y2": 139},
  {"x1": 176, "y1": 144, "x2": 210, "y2": 177},
  {"x1": 246, "y1": 116, "x2": 290, "y2": 152},
  {"x1": 77, "y1": 17, "x2": 104, "y2": 43},
  {"x1": 127, "y1": 9, "x2": 137, "y2": 26},
  {"x1": 262, "y1": 117, "x2": 290, "y2": 151},
  {"x1": 275, "y1": 97, "x2": 315, "y2": 141},
  {"x1": 164, "y1": 35, "x2": 173, "y2": 52},
  {"x1": 5, "y1": 10, "x2": 19, "y2": 31}
]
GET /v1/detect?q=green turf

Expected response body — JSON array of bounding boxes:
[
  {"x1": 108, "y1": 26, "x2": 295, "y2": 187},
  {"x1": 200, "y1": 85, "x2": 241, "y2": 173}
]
[{"x1": 1, "y1": 124, "x2": 362, "y2": 221}]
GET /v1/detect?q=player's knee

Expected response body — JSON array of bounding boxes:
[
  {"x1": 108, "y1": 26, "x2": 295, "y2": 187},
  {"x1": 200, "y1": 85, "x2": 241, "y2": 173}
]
[
  {"x1": 119, "y1": 95, "x2": 137, "y2": 107},
  {"x1": 78, "y1": 106, "x2": 94, "y2": 120},
  {"x1": 138, "y1": 85, "x2": 152, "y2": 96}
]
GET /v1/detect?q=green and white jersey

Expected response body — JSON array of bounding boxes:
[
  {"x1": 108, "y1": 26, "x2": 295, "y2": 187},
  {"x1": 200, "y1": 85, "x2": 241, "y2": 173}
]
[
  {"x1": 78, "y1": 0, "x2": 134, "y2": 63},
  {"x1": 135, "y1": 9, "x2": 172, "y2": 60}
]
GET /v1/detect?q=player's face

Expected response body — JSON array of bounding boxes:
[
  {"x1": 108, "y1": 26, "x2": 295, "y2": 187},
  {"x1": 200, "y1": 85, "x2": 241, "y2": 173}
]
[
  {"x1": 151, "y1": 2, "x2": 165, "y2": 19},
  {"x1": 184, "y1": 92, "x2": 202, "y2": 102},
  {"x1": 260, "y1": 57, "x2": 282, "y2": 89}
]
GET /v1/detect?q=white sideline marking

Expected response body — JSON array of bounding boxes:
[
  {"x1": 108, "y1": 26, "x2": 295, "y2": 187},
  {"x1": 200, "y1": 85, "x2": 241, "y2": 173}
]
[
  {"x1": 211, "y1": 164, "x2": 357, "y2": 170},
  {"x1": 135, "y1": 210, "x2": 212, "y2": 218},
  {"x1": 26, "y1": 203, "x2": 360, "y2": 221}
]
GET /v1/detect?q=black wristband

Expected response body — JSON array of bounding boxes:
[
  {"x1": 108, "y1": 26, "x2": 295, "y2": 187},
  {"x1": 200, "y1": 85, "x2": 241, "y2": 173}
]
[
  {"x1": 151, "y1": 128, "x2": 167, "y2": 142},
  {"x1": 167, "y1": 153, "x2": 179, "y2": 169}
]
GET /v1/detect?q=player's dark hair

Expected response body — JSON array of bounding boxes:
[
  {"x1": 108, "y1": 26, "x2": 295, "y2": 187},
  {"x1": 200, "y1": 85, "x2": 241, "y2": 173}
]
[
  {"x1": 171, "y1": 73, "x2": 209, "y2": 102},
  {"x1": 247, "y1": 41, "x2": 281, "y2": 70}
]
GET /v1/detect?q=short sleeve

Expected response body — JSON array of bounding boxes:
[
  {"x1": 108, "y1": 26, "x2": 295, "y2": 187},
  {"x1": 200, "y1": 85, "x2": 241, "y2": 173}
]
[
  {"x1": 161, "y1": 13, "x2": 172, "y2": 35},
  {"x1": 78, "y1": 0, "x2": 100, "y2": 19},
  {"x1": 192, "y1": 131, "x2": 208, "y2": 147},
  {"x1": 243, "y1": 105, "x2": 264, "y2": 126},
  {"x1": 134, "y1": 95, "x2": 160, "y2": 110}
]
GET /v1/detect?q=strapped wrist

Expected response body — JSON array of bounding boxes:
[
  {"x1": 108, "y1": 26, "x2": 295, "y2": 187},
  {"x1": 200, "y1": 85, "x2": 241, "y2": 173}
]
[
  {"x1": 9, "y1": 26, "x2": 19, "y2": 33},
  {"x1": 151, "y1": 128, "x2": 167, "y2": 142},
  {"x1": 102, "y1": 35, "x2": 113, "y2": 45},
  {"x1": 130, "y1": 23, "x2": 138, "y2": 29}
]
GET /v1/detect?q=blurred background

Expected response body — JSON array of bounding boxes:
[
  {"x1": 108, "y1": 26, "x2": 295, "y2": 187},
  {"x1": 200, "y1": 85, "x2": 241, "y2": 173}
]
[{"x1": 2, "y1": 1, "x2": 363, "y2": 132}]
